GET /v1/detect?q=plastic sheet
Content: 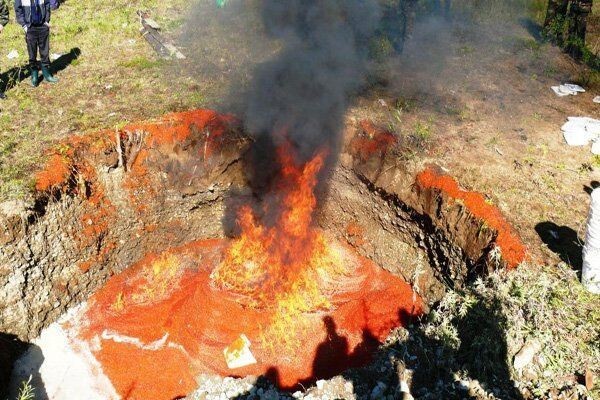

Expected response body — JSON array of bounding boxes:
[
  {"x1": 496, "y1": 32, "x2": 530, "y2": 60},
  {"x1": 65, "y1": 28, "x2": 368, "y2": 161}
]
[{"x1": 583, "y1": 189, "x2": 600, "y2": 294}]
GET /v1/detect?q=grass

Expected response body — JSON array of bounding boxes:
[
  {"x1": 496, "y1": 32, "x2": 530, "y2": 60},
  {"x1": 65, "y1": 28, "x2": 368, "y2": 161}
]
[
  {"x1": 16, "y1": 376, "x2": 35, "y2": 400},
  {"x1": 389, "y1": 265, "x2": 600, "y2": 399},
  {"x1": 413, "y1": 119, "x2": 434, "y2": 142},
  {"x1": 0, "y1": 0, "x2": 215, "y2": 201}
]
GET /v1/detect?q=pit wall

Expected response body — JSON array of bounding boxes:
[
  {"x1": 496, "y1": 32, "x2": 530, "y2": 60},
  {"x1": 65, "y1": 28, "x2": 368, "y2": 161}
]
[
  {"x1": 0, "y1": 110, "x2": 248, "y2": 343},
  {"x1": 346, "y1": 121, "x2": 527, "y2": 284},
  {"x1": 0, "y1": 109, "x2": 527, "y2": 345}
]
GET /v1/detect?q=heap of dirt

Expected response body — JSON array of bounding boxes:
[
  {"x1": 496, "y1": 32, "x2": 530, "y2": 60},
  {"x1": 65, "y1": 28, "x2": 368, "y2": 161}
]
[{"x1": 64, "y1": 237, "x2": 423, "y2": 399}]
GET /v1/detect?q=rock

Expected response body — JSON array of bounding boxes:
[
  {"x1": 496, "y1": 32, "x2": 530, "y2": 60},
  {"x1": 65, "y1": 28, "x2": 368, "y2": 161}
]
[
  {"x1": 513, "y1": 340, "x2": 542, "y2": 371},
  {"x1": 398, "y1": 380, "x2": 414, "y2": 400},
  {"x1": 585, "y1": 369, "x2": 595, "y2": 391},
  {"x1": 339, "y1": 153, "x2": 353, "y2": 168}
]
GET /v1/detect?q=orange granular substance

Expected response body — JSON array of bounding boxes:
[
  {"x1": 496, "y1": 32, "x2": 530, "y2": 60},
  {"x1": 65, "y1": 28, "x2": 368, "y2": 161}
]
[
  {"x1": 78, "y1": 239, "x2": 422, "y2": 400},
  {"x1": 416, "y1": 167, "x2": 527, "y2": 268},
  {"x1": 34, "y1": 154, "x2": 72, "y2": 191},
  {"x1": 125, "y1": 109, "x2": 236, "y2": 149},
  {"x1": 34, "y1": 109, "x2": 237, "y2": 195},
  {"x1": 349, "y1": 121, "x2": 398, "y2": 161}
]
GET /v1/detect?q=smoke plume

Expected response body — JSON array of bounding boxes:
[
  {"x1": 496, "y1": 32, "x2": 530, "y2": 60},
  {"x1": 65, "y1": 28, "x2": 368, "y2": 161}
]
[{"x1": 237, "y1": 0, "x2": 382, "y2": 162}]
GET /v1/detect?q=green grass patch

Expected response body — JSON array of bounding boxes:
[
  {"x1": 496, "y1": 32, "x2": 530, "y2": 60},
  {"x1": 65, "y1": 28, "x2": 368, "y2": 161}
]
[{"x1": 120, "y1": 56, "x2": 163, "y2": 70}]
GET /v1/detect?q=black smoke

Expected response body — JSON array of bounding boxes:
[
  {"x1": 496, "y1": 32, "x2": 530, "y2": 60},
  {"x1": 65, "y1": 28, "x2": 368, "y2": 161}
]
[{"x1": 238, "y1": 0, "x2": 382, "y2": 167}]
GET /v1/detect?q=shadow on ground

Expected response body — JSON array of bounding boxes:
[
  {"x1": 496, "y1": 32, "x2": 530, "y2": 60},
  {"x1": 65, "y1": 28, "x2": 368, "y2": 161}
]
[
  {"x1": 519, "y1": 17, "x2": 544, "y2": 42},
  {"x1": 0, "y1": 333, "x2": 48, "y2": 400},
  {"x1": 535, "y1": 221, "x2": 583, "y2": 273},
  {"x1": 0, "y1": 47, "x2": 81, "y2": 93},
  {"x1": 224, "y1": 292, "x2": 522, "y2": 400}
]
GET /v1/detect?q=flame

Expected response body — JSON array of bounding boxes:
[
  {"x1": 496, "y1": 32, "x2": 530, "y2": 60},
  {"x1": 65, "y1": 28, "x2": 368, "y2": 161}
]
[{"x1": 210, "y1": 143, "x2": 350, "y2": 348}]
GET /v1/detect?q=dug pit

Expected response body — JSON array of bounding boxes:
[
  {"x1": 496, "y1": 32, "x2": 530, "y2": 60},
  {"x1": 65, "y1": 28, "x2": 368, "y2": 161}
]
[{"x1": 0, "y1": 110, "x2": 526, "y2": 400}]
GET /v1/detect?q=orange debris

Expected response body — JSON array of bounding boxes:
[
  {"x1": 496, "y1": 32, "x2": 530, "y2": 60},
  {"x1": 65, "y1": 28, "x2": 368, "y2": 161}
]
[
  {"x1": 34, "y1": 154, "x2": 71, "y2": 192},
  {"x1": 79, "y1": 238, "x2": 422, "y2": 399},
  {"x1": 349, "y1": 121, "x2": 398, "y2": 161},
  {"x1": 416, "y1": 167, "x2": 527, "y2": 268}
]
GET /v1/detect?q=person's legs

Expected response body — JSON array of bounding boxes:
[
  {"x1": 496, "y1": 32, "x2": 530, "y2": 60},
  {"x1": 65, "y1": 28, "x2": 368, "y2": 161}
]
[
  {"x1": 38, "y1": 25, "x2": 58, "y2": 83},
  {"x1": 39, "y1": 25, "x2": 50, "y2": 69},
  {"x1": 26, "y1": 26, "x2": 40, "y2": 87},
  {"x1": 39, "y1": 25, "x2": 57, "y2": 83}
]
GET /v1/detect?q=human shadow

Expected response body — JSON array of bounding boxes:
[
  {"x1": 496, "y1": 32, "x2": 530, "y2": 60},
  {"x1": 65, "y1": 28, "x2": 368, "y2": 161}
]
[
  {"x1": 399, "y1": 294, "x2": 523, "y2": 399},
  {"x1": 1, "y1": 333, "x2": 48, "y2": 400},
  {"x1": 227, "y1": 295, "x2": 522, "y2": 399},
  {"x1": 229, "y1": 315, "x2": 393, "y2": 399},
  {"x1": 0, "y1": 47, "x2": 81, "y2": 92},
  {"x1": 535, "y1": 221, "x2": 583, "y2": 272},
  {"x1": 310, "y1": 316, "x2": 350, "y2": 381}
]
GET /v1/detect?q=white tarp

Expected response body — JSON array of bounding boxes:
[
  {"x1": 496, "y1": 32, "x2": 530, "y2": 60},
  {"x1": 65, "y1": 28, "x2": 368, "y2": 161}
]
[
  {"x1": 552, "y1": 83, "x2": 586, "y2": 97},
  {"x1": 562, "y1": 117, "x2": 600, "y2": 151},
  {"x1": 583, "y1": 188, "x2": 600, "y2": 294}
]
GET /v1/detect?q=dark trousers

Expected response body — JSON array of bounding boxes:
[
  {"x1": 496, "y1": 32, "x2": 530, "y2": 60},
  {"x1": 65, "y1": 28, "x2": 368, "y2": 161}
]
[{"x1": 26, "y1": 24, "x2": 50, "y2": 70}]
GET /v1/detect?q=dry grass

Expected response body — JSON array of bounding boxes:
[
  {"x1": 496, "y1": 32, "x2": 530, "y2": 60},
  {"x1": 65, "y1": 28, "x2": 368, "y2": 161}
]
[{"x1": 0, "y1": 0, "x2": 215, "y2": 200}]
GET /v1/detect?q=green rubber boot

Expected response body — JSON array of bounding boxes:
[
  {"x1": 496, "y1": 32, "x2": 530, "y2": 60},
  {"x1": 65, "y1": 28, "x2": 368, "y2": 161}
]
[
  {"x1": 30, "y1": 69, "x2": 39, "y2": 87},
  {"x1": 41, "y1": 67, "x2": 58, "y2": 84}
]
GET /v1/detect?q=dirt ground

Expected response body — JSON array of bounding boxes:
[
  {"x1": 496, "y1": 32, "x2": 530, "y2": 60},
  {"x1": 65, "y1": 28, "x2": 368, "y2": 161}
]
[{"x1": 352, "y1": 18, "x2": 600, "y2": 269}]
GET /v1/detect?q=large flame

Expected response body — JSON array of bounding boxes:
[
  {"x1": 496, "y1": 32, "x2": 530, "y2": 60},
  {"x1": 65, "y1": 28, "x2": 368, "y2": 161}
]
[{"x1": 211, "y1": 143, "x2": 349, "y2": 348}]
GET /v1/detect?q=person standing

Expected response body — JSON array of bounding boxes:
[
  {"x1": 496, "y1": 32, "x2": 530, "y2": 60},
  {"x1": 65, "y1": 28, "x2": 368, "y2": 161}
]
[
  {"x1": 0, "y1": 0, "x2": 9, "y2": 99},
  {"x1": 14, "y1": 0, "x2": 58, "y2": 87}
]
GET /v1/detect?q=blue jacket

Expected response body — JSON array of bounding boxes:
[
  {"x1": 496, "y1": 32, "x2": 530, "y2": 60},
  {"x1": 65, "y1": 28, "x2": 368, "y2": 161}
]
[{"x1": 14, "y1": 0, "x2": 50, "y2": 27}]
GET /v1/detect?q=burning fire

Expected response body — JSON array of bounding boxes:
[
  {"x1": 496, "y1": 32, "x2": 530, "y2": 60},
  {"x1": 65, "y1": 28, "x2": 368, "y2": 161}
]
[
  {"x1": 74, "y1": 134, "x2": 423, "y2": 399},
  {"x1": 211, "y1": 143, "x2": 351, "y2": 348}
]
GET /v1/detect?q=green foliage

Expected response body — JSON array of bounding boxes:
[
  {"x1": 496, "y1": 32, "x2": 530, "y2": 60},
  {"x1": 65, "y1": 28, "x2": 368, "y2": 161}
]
[
  {"x1": 413, "y1": 119, "x2": 433, "y2": 141},
  {"x1": 16, "y1": 376, "x2": 35, "y2": 400},
  {"x1": 120, "y1": 56, "x2": 162, "y2": 70},
  {"x1": 369, "y1": 35, "x2": 395, "y2": 62}
]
